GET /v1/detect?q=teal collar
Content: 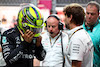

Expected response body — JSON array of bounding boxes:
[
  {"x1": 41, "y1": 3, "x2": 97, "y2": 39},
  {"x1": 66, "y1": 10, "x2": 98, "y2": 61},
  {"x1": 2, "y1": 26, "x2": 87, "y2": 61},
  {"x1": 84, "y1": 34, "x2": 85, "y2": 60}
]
[{"x1": 83, "y1": 18, "x2": 99, "y2": 32}]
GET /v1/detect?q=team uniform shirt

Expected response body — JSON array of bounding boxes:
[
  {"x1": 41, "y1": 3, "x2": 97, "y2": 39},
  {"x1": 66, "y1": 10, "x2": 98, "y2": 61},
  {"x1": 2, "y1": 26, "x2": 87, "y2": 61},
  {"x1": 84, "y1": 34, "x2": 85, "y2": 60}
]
[
  {"x1": 1, "y1": 26, "x2": 46, "y2": 67},
  {"x1": 41, "y1": 31, "x2": 69, "y2": 66},
  {"x1": 83, "y1": 19, "x2": 100, "y2": 67},
  {"x1": 65, "y1": 26, "x2": 93, "y2": 67}
]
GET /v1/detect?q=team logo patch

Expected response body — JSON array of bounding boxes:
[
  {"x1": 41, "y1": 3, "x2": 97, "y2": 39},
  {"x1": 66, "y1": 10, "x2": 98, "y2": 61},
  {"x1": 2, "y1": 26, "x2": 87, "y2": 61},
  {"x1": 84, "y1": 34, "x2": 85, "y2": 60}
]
[{"x1": 2, "y1": 36, "x2": 7, "y2": 44}]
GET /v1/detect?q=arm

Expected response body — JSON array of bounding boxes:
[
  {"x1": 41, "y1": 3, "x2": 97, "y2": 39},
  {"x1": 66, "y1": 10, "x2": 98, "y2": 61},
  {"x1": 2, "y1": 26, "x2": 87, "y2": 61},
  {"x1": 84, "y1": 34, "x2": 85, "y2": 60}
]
[
  {"x1": 1, "y1": 30, "x2": 33, "y2": 65},
  {"x1": 33, "y1": 58, "x2": 40, "y2": 66},
  {"x1": 20, "y1": 29, "x2": 46, "y2": 61},
  {"x1": 70, "y1": 38, "x2": 84, "y2": 67},
  {"x1": 72, "y1": 60, "x2": 82, "y2": 67},
  {"x1": 0, "y1": 45, "x2": 2, "y2": 52},
  {"x1": 34, "y1": 36, "x2": 46, "y2": 61}
]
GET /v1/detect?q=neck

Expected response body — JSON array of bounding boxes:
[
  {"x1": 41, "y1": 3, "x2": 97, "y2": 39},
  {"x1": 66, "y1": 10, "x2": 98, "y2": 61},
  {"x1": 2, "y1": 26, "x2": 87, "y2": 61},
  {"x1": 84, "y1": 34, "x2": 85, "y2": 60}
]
[
  {"x1": 85, "y1": 22, "x2": 92, "y2": 27},
  {"x1": 69, "y1": 23, "x2": 77, "y2": 30}
]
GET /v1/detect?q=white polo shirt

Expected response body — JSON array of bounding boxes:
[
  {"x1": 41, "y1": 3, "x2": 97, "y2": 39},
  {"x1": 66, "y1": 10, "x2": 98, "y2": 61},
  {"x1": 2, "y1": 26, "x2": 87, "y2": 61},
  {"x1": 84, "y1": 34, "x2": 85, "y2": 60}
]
[
  {"x1": 65, "y1": 26, "x2": 93, "y2": 67},
  {"x1": 41, "y1": 31, "x2": 69, "y2": 66}
]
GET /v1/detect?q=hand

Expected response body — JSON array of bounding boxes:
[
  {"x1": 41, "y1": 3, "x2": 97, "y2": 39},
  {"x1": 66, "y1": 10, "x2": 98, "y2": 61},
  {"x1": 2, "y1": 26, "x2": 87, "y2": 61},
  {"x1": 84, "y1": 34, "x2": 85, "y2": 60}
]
[
  {"x1": 36, "y1": 36, "x2": 42, "y2": 47},
  {"x1": 72, "y1": 60, "x2": 82, "y2": 67},
  {"x1": 19, "y1": 29, "x2": 35, "y2": 43},
  {"x1": 0, "y1": 45, "x2": 2, "y2": 52}
]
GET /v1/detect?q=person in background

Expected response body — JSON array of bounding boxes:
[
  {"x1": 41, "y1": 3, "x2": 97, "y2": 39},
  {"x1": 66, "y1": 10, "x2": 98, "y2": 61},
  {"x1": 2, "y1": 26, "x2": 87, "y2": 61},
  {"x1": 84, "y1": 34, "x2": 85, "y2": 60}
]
[
  {"x1": 11, "y1": 16, "x2": 17, "y2": 27},
  {"x1": 63, "y1": 3, "x2": 93, "y2": 67},
  {"x1": 1, "y1": 4, "x2": 46, "y2": 67},
  {"x1": 82, "y1": 1, "x2": 100, "y2": 67},
  {"x1": 0, "y1": 28, "x2": 6, "y2": 67},
  {"x1": 2, "y1": 15, "x2": 7, "y2": 24},
  {"x1": 41, "y1": 14, "x2": 69, "y2": 67},
  {"x1": 50, "y1": 9, "x2": 58, "y2": 15},
  {"x1": 0, "y1": 45, "x2": 6, "y2": 67}
]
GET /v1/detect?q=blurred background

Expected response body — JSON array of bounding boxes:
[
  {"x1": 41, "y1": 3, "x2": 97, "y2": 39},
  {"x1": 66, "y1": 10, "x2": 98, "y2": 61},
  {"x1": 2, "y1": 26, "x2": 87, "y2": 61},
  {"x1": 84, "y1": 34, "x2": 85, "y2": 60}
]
[{"x1": 0, "y1": 0, "x2": 100, "y2": 30}]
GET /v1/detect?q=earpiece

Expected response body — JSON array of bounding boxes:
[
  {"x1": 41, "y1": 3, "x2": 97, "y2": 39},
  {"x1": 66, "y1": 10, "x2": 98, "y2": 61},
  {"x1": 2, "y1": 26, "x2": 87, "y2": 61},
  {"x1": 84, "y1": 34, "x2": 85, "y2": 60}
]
[
  {"x1": 45, "y1": 14, "x2": 64, "y2": 30},
  {"x1": 58, "y1": 22, "x2": 64, "y2": 30}
]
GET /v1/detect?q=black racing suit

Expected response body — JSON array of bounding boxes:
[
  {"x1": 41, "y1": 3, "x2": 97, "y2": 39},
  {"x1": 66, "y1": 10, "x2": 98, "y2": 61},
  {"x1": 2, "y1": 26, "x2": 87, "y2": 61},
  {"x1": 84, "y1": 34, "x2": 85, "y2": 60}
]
[{"x1": 1, "y1": 26, "x2": 46, "y2": 67}]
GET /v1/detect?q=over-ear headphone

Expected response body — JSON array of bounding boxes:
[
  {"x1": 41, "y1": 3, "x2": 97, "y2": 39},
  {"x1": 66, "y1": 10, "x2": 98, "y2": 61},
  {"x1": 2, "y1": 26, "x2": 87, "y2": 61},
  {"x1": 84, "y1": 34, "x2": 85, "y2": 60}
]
[{"x1": 45, "y1": 14, "x2": 64, "y2": 30}]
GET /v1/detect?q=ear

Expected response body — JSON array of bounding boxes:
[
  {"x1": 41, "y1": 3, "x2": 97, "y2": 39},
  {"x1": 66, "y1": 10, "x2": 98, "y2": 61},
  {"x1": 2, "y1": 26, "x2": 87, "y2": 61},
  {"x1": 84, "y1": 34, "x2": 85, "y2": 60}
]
[{"x1": 69, "y1": 14, "x2": 73, "y2": 22}]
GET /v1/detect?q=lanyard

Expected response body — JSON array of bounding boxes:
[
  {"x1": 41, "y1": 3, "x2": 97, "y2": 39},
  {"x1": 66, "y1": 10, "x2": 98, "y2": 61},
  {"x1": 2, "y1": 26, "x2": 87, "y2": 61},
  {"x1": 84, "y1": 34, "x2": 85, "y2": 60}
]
[
  {"x1": 49, "y1": 33, "x2": 61, "y2": 48},
  {"x1": 69, "y1": 28, "x2": 83, "y2": 39}
]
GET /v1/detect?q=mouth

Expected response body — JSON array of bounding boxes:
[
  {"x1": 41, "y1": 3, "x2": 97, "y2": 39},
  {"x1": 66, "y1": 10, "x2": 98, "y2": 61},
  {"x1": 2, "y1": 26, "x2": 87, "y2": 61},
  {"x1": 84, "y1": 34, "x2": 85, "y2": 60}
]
[
  {"x1": 87, "y1": 20, "x2": 91, "y2": 23},
  {"x1": 50, "y1": 32, "x2": 53, "y2": 34},
  {"x1": 87, "y1": 18, "x2": 91, "y2": 21}
]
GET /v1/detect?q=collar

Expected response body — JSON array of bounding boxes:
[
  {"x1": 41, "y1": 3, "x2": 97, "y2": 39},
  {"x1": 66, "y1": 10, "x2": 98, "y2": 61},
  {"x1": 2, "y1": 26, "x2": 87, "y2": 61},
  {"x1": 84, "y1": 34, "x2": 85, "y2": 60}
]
[
  {"x1": 67, "y1": 26, "x2": 83, "y2": 38},
  {"x1": 47, "y1": 31, "x2": 61, "y2": 39},
  {"x1": 15, "y1": 26, "x2": 20, "y2": 34},
  {"x1": 15, "y1": 26, "x2": 24, "y2": 41},
  {"x1": 83, "y1": 18, "x2": 99, "y2": 32}
]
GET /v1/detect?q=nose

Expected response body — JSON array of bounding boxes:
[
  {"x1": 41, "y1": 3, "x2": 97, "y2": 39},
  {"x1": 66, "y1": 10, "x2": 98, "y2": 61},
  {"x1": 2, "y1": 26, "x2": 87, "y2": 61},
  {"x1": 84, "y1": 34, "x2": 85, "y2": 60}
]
[
  {"x1": 88, "y1": 14, "x2": 92, "y2": 18},
  {"x1": 49, "y1": 26, "x2": 53, "y2": 30}
]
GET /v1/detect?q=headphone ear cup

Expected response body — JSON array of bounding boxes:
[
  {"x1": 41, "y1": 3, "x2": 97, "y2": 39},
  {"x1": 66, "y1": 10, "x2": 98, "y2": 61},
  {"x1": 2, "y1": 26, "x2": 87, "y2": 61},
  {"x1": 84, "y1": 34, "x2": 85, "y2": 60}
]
[
  {"x1": 44, "y1": 21, "x2": 48, "y2": 31},
  {"x1": 58, "y1": 22, "x2": 64, "y2": 30},
  {"x1": 45, "y1": 21, "x2": 47, "y2": 27}
]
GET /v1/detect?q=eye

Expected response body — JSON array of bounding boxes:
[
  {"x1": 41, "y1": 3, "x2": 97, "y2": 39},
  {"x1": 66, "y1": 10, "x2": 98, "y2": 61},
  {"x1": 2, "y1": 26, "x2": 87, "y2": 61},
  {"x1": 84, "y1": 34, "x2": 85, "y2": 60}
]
[
  {"x1": 52, "y1": 26, "x2": 55, "y2": 28},
  {"x1": 86, "y1": 12, "x2": 89, "y2": 15},
  {"x1": 91, "y1": 13, "x2": 96, "y2": 15},
  {"x1": 47, "y1": 25, "x2": 50, "y2": 28}
]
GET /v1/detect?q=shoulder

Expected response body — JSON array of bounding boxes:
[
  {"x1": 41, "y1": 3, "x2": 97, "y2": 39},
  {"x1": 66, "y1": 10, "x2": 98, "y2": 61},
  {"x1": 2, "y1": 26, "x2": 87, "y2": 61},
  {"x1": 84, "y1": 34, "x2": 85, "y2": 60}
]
[
  {"x1": 41, "y1": 32, "x2": 48, "y2": 37},
  {"x1": 62, "y1": 32, "x2": 69, "y2": 38},
  {"x1": 70, "y1": 29, "x2": 92, "y2": 45},
  {"x1": 99, "y1": 19, "x2": 100, "y2": 22},
  {"x1": 61, "y1": 32, "x2": 69, "y2": 43},
  {"x1": 82, "y1": 22, "x2": 86, "y2": 28},
  {"x1": 97, "y1": 20, "x2": 100, "y2": 27},
  {"x1": 41, "y1": 32, "x2": 49, "y2": 40},
  {"x1": 73, "y1": 29, "x2": 89, "y2": 39},
  {"x1": 3, "y1": 27, "x2": 16, "y2": 36},
  {"x1": 62, "y1": 32, "x2": 68, "y2": 36}
]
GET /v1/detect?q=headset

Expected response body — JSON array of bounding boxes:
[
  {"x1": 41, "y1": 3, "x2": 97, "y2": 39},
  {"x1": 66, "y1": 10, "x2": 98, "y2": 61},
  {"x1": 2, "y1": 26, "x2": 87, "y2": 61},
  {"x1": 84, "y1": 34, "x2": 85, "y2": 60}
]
[
  {"x1": 45, "y1": 14, "x2": 65, "y2": 66},
  {"x1": 45, "y1": 14, "x2": 64, "y2": 30}
]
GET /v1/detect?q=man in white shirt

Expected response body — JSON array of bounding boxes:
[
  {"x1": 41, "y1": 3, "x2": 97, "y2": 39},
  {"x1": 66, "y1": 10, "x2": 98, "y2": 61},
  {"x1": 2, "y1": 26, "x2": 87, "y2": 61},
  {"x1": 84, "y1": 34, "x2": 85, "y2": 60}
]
[
  {"x1": 41, "y1": 14, "x2": 69, "y2": 66},
  {"x1": 63, "y1": 3, "x2": 93, "y2": 67}
]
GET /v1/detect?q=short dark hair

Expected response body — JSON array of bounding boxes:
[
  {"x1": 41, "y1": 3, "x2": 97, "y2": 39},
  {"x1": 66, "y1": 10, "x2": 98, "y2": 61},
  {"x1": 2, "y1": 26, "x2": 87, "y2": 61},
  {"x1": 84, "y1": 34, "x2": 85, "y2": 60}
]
[
  {"x1": 86, "y1": 1, "x2": 100, "y2": 14},
  {"x1": 63, "y1": 3, "x2": 85, "y2": 25}
]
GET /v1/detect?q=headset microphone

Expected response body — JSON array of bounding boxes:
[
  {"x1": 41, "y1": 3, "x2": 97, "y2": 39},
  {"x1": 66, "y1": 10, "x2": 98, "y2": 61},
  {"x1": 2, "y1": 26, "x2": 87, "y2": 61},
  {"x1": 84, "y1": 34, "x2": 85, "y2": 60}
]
[{"x1": 50, "y1": 32, "x2": 53, "y2": 34}]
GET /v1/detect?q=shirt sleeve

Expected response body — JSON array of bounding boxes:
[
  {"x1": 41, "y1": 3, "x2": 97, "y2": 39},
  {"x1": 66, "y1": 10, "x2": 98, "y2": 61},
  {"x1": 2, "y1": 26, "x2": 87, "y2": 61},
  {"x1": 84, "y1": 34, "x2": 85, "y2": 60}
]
[
  {"x1": 70, "y1": 38, "x2": 85, "y2": 61},
  {"x1": 34, "y1": 43, "x2": 46, "y2": 61}
]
